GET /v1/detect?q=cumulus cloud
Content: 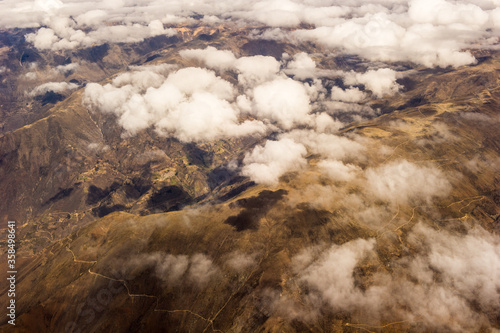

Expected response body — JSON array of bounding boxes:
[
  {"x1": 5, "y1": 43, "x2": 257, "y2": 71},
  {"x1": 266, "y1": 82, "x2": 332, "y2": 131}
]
[
  {"x1": 408, "y1": 0, "x2": 489, "y2": 26},
  {"x1": 25, "y1": 27, "x2": 59, "y2": 50},
  {"x1": 180, "y1": 47, "x2": 280, "y2": 86},
  {"x1": 344, "y1": 68, "x2": 401, "y2": 98},
  {"x1": 318, "y1": 160, "x2": 361, "y2": 182},
  {"x1": 2, "y1": 0, "x2": 498, "y2": 69},
  {"x1": 30, "y1": 81, "x2": 79, "y2": 96},
  {"x1": 155, "y1": 91, "x2": 266, "y2": 142},
  {"x1": 83, "y1": 65, "x2": 267, "y2": 140},
  {"x1": 249, "y1": 28, "x2": 288, "y2": 40},
  {"x1": 290, "y1": 4, "x2": 498, "y2": 68},
  {"x1": 459, "y1": 111, "x2": 499, "y2": 123},
  {"x1": 299, "y1": 238, "x2": 377, "y2": 311},
  {"x1": 292, "y1": 220, "x2": 500, "y2": 332},
  {"x1": 287, "y1": 52, "x2": 316, "y2": 71},
  {"x1": 3, "y1": 2, "x2": 499, "y2": 331},
  {"x1": 330, "y1": 86, "x2": 367, "y2": 102},
  {"x1": 126, "y1": 252, "x2": 218, "y2": 287},
  {"x1": 311, "y1": 112, "x2": 344, "y2": 133},
  {"x1": 225, "y1": 251, "x2": 257, "y2": 272},
  {"x1": 179, "y1": 46, "x2": 237, "y2": 71},
  {"x1": 365, "y1": 160, "x2": 451, "y2": 205},
  {"x1": 291, "y1": 223, "x2": 500, "y2": 331},
  {"x1": 408, "y1": 223, "x2": 500, "y2": 313},
  {"x1": 24, "y1": 15, "x2": 177, "y2": 51},
  {"x1": 87, "y1": 142, "x2": 110, "y2": 153},
  {"x1": 188, "y1": 253, "x2": 220, "y2": 286},
  {"x1": 415, "y1": 121, "x2": 457, "y2": 146},
  {"x1": 284, "y1": 52, "x2": 317, "y2": 80},
  {"x1": 283, "y1": 130, "x2": 366, "y2": 161},
  {"x1": 290, "y1": 243, "x2": 327, "y2": 274},
  {"x1": 83, "y1": 49, "x2": 334, "y2": 142},
  {"x1": 53, "y1": 63, "x2": 79, "y2": 74},
  {"x1": 74, "y1": 9, "x2": 108, "y2": 27},
  {"x1": 235, "y1": 55, "x2": 281, "y2": 87},
  {"x1": 240, "y1": 0, "x2": 303, "y2": 27},
  {"x1": 325, "y1": 100, "x2": 378, "y2": 123},
  {"x1": 164, "y1": 67, "x2": 235, "y2": 100},
  {"x1": 241, "y1": 138, "x2": 307, "y2": 185},
  {"x1": 250, "y1": 78, "x2": 312, "y2": 130}
]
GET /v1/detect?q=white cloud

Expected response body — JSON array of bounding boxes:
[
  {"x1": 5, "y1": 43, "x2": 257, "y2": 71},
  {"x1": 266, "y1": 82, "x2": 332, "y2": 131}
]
[
  {"x1": 365, "y1": 160, "x2": 451, "y2": 205},
  {"x1": 415, "y1": 122, "x2": 457, "y2": 146},
  {"x1": 325, "y1": 100, "x2": 378, "y2": 122},
  {"x1": 75, "y1": 9, "x2": 108, "y2": 27},
  {"x1": 287, "y1": 52, "x2": 316, "y2": 70},
  {"x1": 242, "y1": 138, "x2": 307, "y2": 185},
  {"x1": 54, "y1": 63, "x2": 79, "y2": 74},
  {"x1": 2, "y1": 3, "x2": 499, "y2": 330},
  {"x1": 291, "y1": 7, "x2": 493, "y2": 67},
  {"x1": 408, "y1": 0, "x2": 489, "y2": 26},
  {"x1": 180, "y1": 47, "x2": 280, "y2": 86},
  {"x1": 30, "y1": 81, "x2": 79, "y2": 96},
  {"x1": 344, "y1": 68, "x2": 400, "y2": 98},
  {"x1": 165, "y1": 67, "x2": 236, "y2": 101},
  {"x1": 282, "y1": 130, "x2": 366, "y2": 161},
  {"x1": 25, "y1": 28, "x2": 60, "y2": 50},
  {"x1": 251, "y1": 78, "x2": 312, "y2": 130},
  {"x1": 318, "y1": 160, "x2": 361, "y2": 182},
  {"x1": 179, "y1": 46, "x2": 237, "y2": 71},
  {"x1": 112, "y1": 68, "x2": 166, "y2": 91},
  {"x1": 155, "y1": 92, "x2": 266, "y2": 142},
  {"x1": 153, "y1": 254, "x2": 190, "y2": 285},
  {"x1": 226, "y1": 251, "x2": 257, "y2": 272},
  {"x1": 330, "y1": 86, "x2": 367, "y2": 102},
  {"x1": 87, "y1": 22, "x2": 177, "y2": 45},
  {"x1": 126, "y1": 252, "x2": 218, "y2": 287},
  {"x1": 245, "y1": 0, "x2": 303, "y2": 27},
  {"x1": 294, "y1": 222, "x2": 500, "y2": 331},
  {"x1": 4, "y1": 0, "x2": 497, "y2": 69},
  {"x1": 408, "y1": 223, "x2": 500, "y2": 312},
  {"x1": 249, "y1": 28, "x2": 288, "y2": 40},
  {"x1": 188, "y1": 253, "x2": 219, "y2": 286},
  {"x1": 291, "y1": 243, "x2": 327, "y2": 274},
  {"x1": 83, "y1": 65, "x2": 267, "y2": 140},
  {"x1": 235, "y1": 55, "x2": 281, "y2": 86},
  {"x1": 299, "y1": 238, "x2": 376, "y2": 311},
  {"x1": 285, "y1": 52, "x2": 317, "y2": 80},
  {"x1": 311, "y1": 113, "x2": 343, "y2": 133},
  {"x1": 24, "y1": 17, "x2": 176, "y2": 51},
  {"x1": 24, "y1": 72, "x2": 37, "y2": 80}
]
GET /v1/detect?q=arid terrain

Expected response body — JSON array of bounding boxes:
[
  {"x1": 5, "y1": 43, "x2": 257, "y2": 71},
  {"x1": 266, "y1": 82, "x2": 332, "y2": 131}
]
[{"x1": 1, "y1": 1, "x2": 500, "y2": 332}]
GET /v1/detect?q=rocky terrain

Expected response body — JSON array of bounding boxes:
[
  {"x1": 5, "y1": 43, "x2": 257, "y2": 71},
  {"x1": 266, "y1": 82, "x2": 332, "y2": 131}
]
[{"x1": 0, "y1": 1, "x2": 500, "y2": 332}]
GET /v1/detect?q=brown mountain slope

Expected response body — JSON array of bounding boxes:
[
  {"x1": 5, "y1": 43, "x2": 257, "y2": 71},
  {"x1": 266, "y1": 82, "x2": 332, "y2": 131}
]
[
  {"x1": 1, "y1": 52, "x2": 499, "y2": 332},
  {"x1": 0, "y1": 24, "x2": 336, "y2": 256}
]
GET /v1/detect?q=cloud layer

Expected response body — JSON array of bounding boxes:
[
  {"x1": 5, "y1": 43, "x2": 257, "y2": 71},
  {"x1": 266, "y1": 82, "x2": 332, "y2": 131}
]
[
  {"x1": 83, "y1": 64, "x2": 269, "y2": 141},
  {"x1": 2, "y1": 0, "x2": 498, "y2": 68},
  {"x1": 292, "y1": 223, "x2": 500, "y2": 331},
  {"x1": 365, "y1": 160, "x2": 452, "y2": 205},
  {"x1": 125, "y1": 252, "x2": 219, "y2": 287}
]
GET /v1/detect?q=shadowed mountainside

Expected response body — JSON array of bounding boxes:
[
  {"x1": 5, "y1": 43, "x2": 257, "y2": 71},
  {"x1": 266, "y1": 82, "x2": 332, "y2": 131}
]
[{"x1": 0, "y1": 25, "x2": 499, "y2": 333}]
